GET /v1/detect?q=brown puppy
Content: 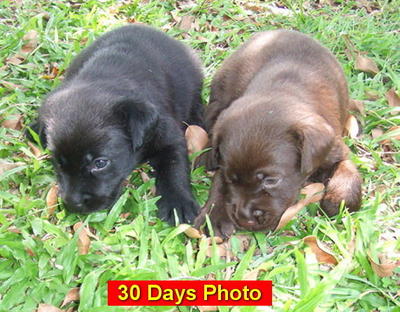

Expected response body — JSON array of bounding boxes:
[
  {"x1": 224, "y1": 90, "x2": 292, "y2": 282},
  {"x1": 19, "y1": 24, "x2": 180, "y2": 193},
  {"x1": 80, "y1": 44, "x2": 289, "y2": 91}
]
[{"x1": 195, "y1": 30, "x2": 362, "y2": 238}]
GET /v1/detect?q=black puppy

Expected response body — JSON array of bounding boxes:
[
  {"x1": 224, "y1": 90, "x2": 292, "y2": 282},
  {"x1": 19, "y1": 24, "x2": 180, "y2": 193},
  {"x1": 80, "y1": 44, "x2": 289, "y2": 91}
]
[{"x1": 31, "y1": 25, "x2": 204, "y2": 224}]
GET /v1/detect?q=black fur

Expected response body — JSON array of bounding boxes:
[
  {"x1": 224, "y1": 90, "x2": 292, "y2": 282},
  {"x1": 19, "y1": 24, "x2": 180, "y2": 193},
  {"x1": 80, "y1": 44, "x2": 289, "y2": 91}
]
[{"x1": 31, "y1": 25, "x2": 204, "y2": 224}]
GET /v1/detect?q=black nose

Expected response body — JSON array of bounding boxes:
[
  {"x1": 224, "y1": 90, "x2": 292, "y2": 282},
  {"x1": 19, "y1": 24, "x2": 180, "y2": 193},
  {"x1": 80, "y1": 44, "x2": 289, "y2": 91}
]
[{"x1": 64, "y1": 193, "x2": 92, "y2": 212}]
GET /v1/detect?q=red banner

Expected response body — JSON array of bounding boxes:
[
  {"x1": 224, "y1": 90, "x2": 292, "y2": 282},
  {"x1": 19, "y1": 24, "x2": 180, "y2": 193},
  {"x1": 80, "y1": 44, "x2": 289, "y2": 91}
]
[{"x1": 108, "y1": 280, "x2": 272, "y2": 306}]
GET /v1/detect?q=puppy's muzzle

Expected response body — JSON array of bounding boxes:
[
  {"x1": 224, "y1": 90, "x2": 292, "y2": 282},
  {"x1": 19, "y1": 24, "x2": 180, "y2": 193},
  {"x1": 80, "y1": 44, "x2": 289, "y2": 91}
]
[{"x1": 62, "y1": 192, "x2": 93, "y2": 213}]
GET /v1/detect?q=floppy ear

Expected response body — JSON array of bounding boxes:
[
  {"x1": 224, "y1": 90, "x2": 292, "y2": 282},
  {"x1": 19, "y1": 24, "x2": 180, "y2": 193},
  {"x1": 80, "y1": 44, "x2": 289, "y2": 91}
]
[
  {"x1": 291, "y1": 116, "x2": 335, "y2": 176},
  {"x1": 114, "y1": 97, "x2": 159, "y2": 151}
]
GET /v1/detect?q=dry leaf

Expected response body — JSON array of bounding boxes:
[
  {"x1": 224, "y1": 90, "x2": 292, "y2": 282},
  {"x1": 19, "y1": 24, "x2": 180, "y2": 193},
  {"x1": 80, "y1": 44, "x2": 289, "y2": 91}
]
[
  {"x1": 198, "y1": 307, "x2": 218, "y2": 312},
  {"x1": 46, "y1": 184, "x2": 59, "y2": 215},
  {"x1": 206, "y1": 241, "x2": 232, "y2": 258},
  {"x1": 349, "y1": 99, "x2": 365, "y2": 115},
  {"x1": 0, "y1": 160, "x2": 25, "y2": 175},
  {"x1": 371, "y1": 128, "x2": 384, "y2": 139},
  {"x1": 6, "y1": 56, "x2": 24, "y2": 65},
  {"x1": 37, "y1": 303, "x2": 63, "y2": 312},
  {"x1": 2, "y1": 114, "x2": 23, "y2": 130},
  {"x1": 0, "y1": 80, "x2": 24, "y2": 90},
  {"x1": 355, "y1": 54, "x2": 379, "y2": 75},
  {"x1": 28, "y1": 142, "x2": 42, "y2": 158},
  {"x1": 344, "y1": 115, "x2": 359, "y2": 138},
  {"x1": 21, "y1": 30, "x2": 39, "y2": 55},
  {"x1": 303, "y1": 235, "x2": 338, "y2": 265},
  {"x1": 185, "y1": 125, "x2": 208, "y2": 155},
  {"x1": 381, "y1": 126, "x2": 400, "y2": 144},
  {"x1": 386, "y1": 88, "x2": 400, "y2": 107},
  {"x1": 368, "y1": 253, "x2": 400, "y2": 277},
  {"x1": 184, "y1": 226, "x2": 203, "y2": 239},
  {"x1": 61, "y1": 287, "x2": 80, "y2": 307},
  {"x1": 73, "y1": 222, "x2": 91, "y2": 255},
  {"x1": 276, "y1": 183, "x2": 325, "y2": 230},
  {"x1": 139, "y1": 170, "x2": 156, "y2": 195},
  {"x1": 177, "y1": 15, "x2": 195, "y2": 32},
  {"x1": 205, "y1": 236, "x2": 224, "y2": 245}
]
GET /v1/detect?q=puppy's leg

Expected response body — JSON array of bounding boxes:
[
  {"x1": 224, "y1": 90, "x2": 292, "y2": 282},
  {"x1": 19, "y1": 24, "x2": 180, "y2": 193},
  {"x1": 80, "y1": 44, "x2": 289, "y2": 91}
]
[
  {"x1": 321, "y1": 159, "x2": 362, "y2": 216},
  {"x1": 194, "y1": 170, "x2": 235, "y2": 238},
  {"x1": 150, "y1": 138, "x2": 200, "y2": 225}
]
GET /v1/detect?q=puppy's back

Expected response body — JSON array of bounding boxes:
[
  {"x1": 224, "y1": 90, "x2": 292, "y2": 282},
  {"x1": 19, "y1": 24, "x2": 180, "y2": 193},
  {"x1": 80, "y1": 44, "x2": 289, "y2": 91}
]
[{"x1": 207, "y1": 30, "x2": 347, "y2": 130}]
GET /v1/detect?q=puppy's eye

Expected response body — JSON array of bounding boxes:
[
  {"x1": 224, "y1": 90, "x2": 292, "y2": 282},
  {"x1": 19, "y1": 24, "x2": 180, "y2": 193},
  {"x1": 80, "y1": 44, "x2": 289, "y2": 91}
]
[
  {"x1": 93, "y1": 158, "x2": 110, "y2": 170},
  {"x1": 262, "y1": 176, "x2": 281, "y2": 189}
]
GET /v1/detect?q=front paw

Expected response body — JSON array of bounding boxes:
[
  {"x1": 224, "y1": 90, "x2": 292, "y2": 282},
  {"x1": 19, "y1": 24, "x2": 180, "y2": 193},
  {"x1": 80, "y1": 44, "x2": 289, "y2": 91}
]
[
  {"x1": 157, "y1": 195, "x2": 200, "y2": 225},
  {"x1": 194, "y1": 206, "x2": 236, "y2": 239}
]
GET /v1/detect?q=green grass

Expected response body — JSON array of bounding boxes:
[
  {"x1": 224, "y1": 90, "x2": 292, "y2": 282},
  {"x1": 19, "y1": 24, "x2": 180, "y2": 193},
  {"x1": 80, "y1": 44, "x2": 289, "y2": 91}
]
[{"x1": 0, "y1": 0, "x2": 399, "y2": 311}]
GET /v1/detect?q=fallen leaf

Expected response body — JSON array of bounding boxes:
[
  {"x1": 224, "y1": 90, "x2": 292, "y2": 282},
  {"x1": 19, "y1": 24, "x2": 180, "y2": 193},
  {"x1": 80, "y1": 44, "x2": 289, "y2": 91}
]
[
  {"x1": 2, "y1": 114, "x2": 23, "y2": 130},
  {"x1": 8, "y1": 225, "x2": 21, "y2": 233},
  {"x1": 355, "y1": 54, "x2": 379, "y2": 75},
  {"x1": 303, "y1": 235, "x2": 338, "y2": 265},
  {"x1": 386, "y1": 88, "x2": 400, "y2": 107},
  {"x1": 37, "y1": 303, "x2": 63, "y2": 312},
  {"x1": 276, "y1": 183, "x2": 325, "y2": 230},
  {"x1": 73, "y1": 222, "x2": 91, "y2": 255},
  {"x1": 206, "y1": 241, "x2": 232, "y2": 258},
  {"x1": 368, "y1": 253, "x2": 400, "y2": 277},
  {"x1": 184, "y1": 226, "x2": 203, "y2": 239},
  {"x1": 349, "y1": 99, "x2": 365, "y2": 115},
  {"x1": 198, "y1": 307, "x2": 218, "y2": 312},
  {"x1": 344, "y1": 115, "x2": 359, "y2": 138},
  {"x1": 177, "y1": 15, "x2": 195, "y2": 32},
  {"x1": 46, "y1": 184, "x2": 59, "y2": 215},
  {"x1": 61, "y1": 287, "x2": 80, "y2": 307},
  {"x1": 26, "y1": 248, "x2": 36, "y2": 257},
  {"x1": 138, "y1": 170, "x2": 156, "y2": 195},
  {"x1": 205, "y1": 236, "x2": 224, "y2": 245},
  {"x1": 0, "y1": 160, "x2": 25, "y2": 175},
  {"x1": 0, "y1": 80, "x2": 24, "y2": 90},
  {"x1": 28, "y1": 142, "x2": 42, "y2": 158},
  {"x1": 371, "y1": 128, "x2": 384, "y2": 139},
  {"x1": 21, "y1": 30, "x2": 39, "y2": 55},
  {"x1": 185, "y1": 125, "x2": 208, "y2": 155},
  {"x1": 6, "y1": 55, "x2": 24, "y2": 65}
]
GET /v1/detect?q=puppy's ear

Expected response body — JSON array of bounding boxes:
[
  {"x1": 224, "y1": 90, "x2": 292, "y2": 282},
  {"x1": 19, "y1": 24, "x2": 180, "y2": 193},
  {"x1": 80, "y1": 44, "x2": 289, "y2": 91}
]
[
  {"x1": 291, "y1": 115, "x2": 335, "y2": 176},
  {"x1": 114, "y1": 97, "x2": 159, "y2": 151},
  {"x1": 25, "y1": 120, "x2": 48, "y2": 148}
]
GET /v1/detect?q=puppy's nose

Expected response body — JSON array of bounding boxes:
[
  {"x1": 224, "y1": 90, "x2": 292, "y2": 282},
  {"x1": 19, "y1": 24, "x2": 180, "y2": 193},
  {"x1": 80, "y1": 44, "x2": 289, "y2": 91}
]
[{"x1": 64, "y1": 193, "x2": 92, "y2": 212}]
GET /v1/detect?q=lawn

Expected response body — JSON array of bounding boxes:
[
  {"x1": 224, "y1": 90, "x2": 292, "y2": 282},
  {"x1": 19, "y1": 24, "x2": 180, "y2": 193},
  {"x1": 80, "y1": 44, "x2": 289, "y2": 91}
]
[{"x1": 0, "y1": 0, "x2": 399, "y2": 311}]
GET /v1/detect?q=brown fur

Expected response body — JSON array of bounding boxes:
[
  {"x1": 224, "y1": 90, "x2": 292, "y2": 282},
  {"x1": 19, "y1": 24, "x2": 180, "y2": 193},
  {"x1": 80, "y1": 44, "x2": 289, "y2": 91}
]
[{"x1": 195, "y1": 30, "x2": 362, "y2": 238}]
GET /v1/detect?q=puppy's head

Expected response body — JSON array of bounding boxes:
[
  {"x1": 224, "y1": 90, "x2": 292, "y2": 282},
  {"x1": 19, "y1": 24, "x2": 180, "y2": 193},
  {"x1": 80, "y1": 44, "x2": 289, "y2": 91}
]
[
  {"x1": 213, "y1": 106, "x2": 334, "y2": 231},
  {"x1": 39, "y1": 87, "x2": 158, "y2": 213}
]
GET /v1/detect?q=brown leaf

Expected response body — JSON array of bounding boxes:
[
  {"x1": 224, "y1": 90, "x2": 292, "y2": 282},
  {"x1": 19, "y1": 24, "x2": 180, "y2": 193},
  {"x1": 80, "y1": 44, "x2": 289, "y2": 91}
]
[
  {"x1": 381, "y1": 126, "x2": 400, "y2": 144},
  {"x1": 344, "y1": 115, "x2": 359, "y2": 138},
  {"x1": 204, "y1": 236, "x2": 224, "y2": 245},
  {"x1": 37, "y1": 303, "x2": 63, "y2": 312},
  {"x1": 349, "y1": 99, "x2": 365, "y2": 115},
  {"x1": 177, "y1": 15, "x2": 194, "y2": 32},
  {"x1": 184, "y1": 226, "x2": 203, "y2": 239},
  {"x1": 8, "y1": 225, "x2": 22, "y2": 234},
  {"x1": 0, "y1": 80, "x2": 24, "y2": 90},
  {"x1": 28, "y1": 142, "x2": 42, "y2": 158},
  {"x1": 46, "y1": 184, "x2": 59, "y2": 215},
  {"x1": 276, "y1": 183, "x2": 325, "y2": 230},
  {"x1": 368, "y1": 253, "x2": 400, "y2": 277},
  {"x1": 6, "y1": 55, "x2": 24, "y2": 65},
  {"x1": 139, "y1": 170, "x2": 156, "y2": 195},
  {"x1": 21, "y1": 30, "x2": 39, "y2": 55},
  {"x1": 73, "y1": 222, "x2": 91, "y2": 255},
  {"x1": 198, "y1": 307, "x2": 218, "y2": 312},
  {"x1": 2, "y1": 114, "x2": 23, "y2": 130},
  {"x1": 61, "y1": 287, "x2": 80, "y2": 307},
  {"x1": 185, "y1": 125, "x2": 208, "y2": 155},
  {"x1": 386, "y1": 88, "x2": 400, "y2": 107},
  {"x1": 303, "y1": 235, "x2": 338, "y2": 265},
  {"x1": 355, "y1": 54, "x2": 379, "y2": 75},
  {"x1": 0, "y1": 160, "x2": 25, "y2": 175},
  {"x1": 206, "y1": 241, "x2": 232, "y2": 258},
  {"x1": 371, "y1": 128, "x2": 384, "y2": 139}
]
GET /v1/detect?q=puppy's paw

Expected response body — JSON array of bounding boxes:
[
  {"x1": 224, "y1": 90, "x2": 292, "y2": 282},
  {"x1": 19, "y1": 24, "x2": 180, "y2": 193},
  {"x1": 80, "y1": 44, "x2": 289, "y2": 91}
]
[
  {"x1": 194, "y1": 208, "x2": 236, "y2": 239},
  {"x1": 157, "y1": 196, "x2": 200, "y2": 225}
]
